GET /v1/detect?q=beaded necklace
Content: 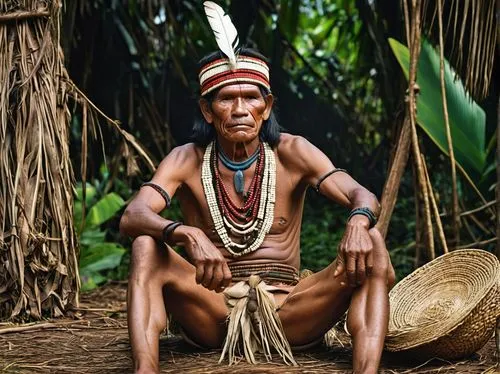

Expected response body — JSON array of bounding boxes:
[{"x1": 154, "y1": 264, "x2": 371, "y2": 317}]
[
  {"x1": 201, "y1": 141, "x2": 275, "y2": 257},
  {"x1": 218, "y1": 145, "x2": 260, "y2": 195}
]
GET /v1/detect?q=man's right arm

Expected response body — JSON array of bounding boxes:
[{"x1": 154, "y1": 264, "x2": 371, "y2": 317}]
[
  {"x1": 119, "y1": 144, "x2": 231, "y2": 292},
  {"x1": 119, "y1": 145, "x2": 190, "y2": 240}
]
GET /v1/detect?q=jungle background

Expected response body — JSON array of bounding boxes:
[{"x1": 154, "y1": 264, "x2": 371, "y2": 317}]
[
  {"x1": 64, "y1": 0, "x2": 497, "y2": 291},
  {"x1": 0, "y1": 0, "x2": 498, "y2": 316}
]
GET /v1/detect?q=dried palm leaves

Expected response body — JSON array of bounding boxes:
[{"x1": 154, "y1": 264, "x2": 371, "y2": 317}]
[{"x1": 0, "y1": 1, "x2": 78, "y2": 320}]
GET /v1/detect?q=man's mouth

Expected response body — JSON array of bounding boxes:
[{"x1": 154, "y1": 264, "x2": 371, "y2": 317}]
[{"x1": 228, "y1": 123, "x2": 251, "y2": 129}]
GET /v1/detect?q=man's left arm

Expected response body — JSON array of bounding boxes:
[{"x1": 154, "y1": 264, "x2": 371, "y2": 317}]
[{"x1": 284, "y1": 135, "x2": 380, "y2": 287}]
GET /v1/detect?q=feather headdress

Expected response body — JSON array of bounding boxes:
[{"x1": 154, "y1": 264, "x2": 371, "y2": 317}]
[
  {"x1": 199, "y1": 1, "x2": 270, "y2": 96},
  {"x1": 203, "y1": 1, "x2": 239, "y2": 69}
]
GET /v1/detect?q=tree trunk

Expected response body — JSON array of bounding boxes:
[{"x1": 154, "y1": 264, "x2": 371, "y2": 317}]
[{"x1": 0, "y1": 1, "x2": 78, "y2": 320}]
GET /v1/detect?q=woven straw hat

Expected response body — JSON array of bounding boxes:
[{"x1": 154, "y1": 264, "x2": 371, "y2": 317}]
[{"x1": 385, "y1": 249, "x2": 499, "y2": 360}]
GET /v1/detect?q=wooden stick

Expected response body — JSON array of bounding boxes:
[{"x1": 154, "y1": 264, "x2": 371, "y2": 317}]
[
  {"x1": 438, "y1": 0, "x2": 460, "y2": 249},
  {"x1": 377, "y1": 118, "x2": 412, "y2": 238},
  {"x1": 71, "y1": 307, "x2": 127, "y2": 313},
  {"x1": 422, "y1": 153, "x2": 448, "y2": 254},
  {"x1": 0, "y1": 9, "x2": 50, "y2": 22},
  {"x1": 457, "y1": 237, "x2": 497, "y2": 249},
  {"x1": 439, "y1": 200, "x2": 496, "y2": 218},
  {"x1": 0, "y1": 320, "x2": 88, "y2": 335},
  {"x1": 406, "y1": 0, "x2": 435, "y2": 260}
]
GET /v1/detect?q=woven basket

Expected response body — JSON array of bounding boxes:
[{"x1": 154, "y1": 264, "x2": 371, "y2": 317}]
[{"x1": 385, "y1": 249, "x2": 499, "y2": 360}]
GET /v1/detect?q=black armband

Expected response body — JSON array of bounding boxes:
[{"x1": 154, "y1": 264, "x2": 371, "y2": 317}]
[
  {"x1": 162, "y1": 221, "x2": 183, "y2": 244},
  {"x1": 347, "y1": 207, "x2": 377, "y2": 228},
  {"x1": 314, "y1": 168, "x2": 348, "y2": 193},
  {"x1": 141, "y1": 182, "x2": 171, "y2": 208}
]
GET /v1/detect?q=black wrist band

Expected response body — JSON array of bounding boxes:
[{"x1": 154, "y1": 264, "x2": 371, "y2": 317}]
[
  {"x1": 162, "y1": 221, "x2": 183, "y2": 244},
  {"x1": 347, "y1": 207, "x2": 377, "y2": 228}
]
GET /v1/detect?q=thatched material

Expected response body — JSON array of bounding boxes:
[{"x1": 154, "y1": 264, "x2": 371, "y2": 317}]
[
  {"x1": 0, "y1": 1, "x2": 79, "y2": 320},
  {"x1": 220, "y1": 275, "x2": 297, "y2": 366},
  {"x1": 0, "y1": 283, "x2": 498, "y2": 373}
]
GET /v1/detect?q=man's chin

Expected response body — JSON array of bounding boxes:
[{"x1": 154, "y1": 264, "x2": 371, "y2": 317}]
[{"x1": 222, "y1": 131, "x2": 258, "y2": 144}]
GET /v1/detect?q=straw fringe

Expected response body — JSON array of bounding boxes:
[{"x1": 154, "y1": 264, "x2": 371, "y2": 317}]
[
  {"x1": 219, "y1": 275, "x2": 297, "y2": 366},
  {"x1": 0, "y1": 1, "x2": 153, "y2": 321},
  {"x1": 0, "y1": 1, "x2": 79, "y2": 320}
]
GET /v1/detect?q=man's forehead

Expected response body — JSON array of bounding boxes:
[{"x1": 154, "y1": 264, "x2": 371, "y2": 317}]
[{"x1": 215, "y1": 83, "x2": 263, "y2": 95}]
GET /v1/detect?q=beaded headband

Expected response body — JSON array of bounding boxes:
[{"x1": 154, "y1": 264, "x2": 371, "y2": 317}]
[
  {"x1": 201, "y1": 2, "x2": 270, "y2": 96},
  {"x1": 199, "y1": 56, "x2": 270, "y2": 96}
]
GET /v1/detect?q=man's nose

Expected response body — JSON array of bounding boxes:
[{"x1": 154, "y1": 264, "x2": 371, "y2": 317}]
[{"x1": 231, "y1": 98, "x2": 247, "y2": 116}]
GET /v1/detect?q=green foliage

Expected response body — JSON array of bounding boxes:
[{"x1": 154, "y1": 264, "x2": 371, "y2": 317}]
[
  {"x1": 389, "y1": 38, "x2": 487, "y2": 179},
  {"x1": 300, "y1": 192, "x2": 417, "y2": 281},
  {"x1": 385, "y1": 194, "x2": 417, "y2": 281},
  {"x1": 75, "y1": 182, "x2": 126, "y2": 291},
  {"x1": 63, "y1": 1, "x2": 498, "y2": 287},
  {"x1": 300, "y1": 196, "x2": 345, "y2": 271}
]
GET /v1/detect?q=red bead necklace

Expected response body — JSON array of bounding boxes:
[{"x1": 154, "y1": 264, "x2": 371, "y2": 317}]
[{"x1": 211, "y1": 143, "x2": 265, "y2": 224}]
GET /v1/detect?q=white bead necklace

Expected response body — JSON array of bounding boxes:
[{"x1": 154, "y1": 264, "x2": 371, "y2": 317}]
[{"x1": 201, "y1": 141, "x2": 276, "y2": 257}]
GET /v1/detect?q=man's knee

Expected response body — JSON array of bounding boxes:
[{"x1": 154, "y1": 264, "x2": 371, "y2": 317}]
[
  {"x1": 368, "y1": 228, "x2": 391, "y2": 281},
  {"x1": 387, "y1": 264, "x2": 396, "y2": 289},
  {"x1": 129, "y1": 235, "x2": 164, "y2": 283}
]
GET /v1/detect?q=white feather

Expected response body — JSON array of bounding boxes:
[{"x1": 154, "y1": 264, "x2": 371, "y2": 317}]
[{"x1": 203, "y1": 1, "x2": 239, "y2": 69}]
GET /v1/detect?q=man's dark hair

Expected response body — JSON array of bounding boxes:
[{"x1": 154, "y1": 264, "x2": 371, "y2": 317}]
[{"x1": 191, "y1": 48, "x2": 281, "y2": 147}]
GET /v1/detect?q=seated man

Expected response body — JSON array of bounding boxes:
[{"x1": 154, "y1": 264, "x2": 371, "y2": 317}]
[{"x1": 120, "y1": 48, "x2": 395, "y2": 374}]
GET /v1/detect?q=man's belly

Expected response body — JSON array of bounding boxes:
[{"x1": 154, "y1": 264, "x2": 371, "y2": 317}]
[{"x1": 222, "y1": 240, "x2": 300, "y2": 268}]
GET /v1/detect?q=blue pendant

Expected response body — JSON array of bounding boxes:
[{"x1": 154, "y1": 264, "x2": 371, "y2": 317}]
[{"x1": 234, "y1": 170, "x2": 244, "y2": 195}]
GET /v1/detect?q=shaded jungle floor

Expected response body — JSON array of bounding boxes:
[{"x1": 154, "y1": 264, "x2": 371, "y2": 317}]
[{"x1": 0, "y1": 282, "x2": 497, "y2": 373}]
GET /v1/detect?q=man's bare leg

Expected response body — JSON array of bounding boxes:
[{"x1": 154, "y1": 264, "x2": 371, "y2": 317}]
[
  {"x1": 127, "y1": 236, "x2": 228, "y2": 374},
  {"x1": 128, "y1": 236, "x2": 168, "y2": 373},
  {"x1": 346, "y1": 228, "x2": 391, "y2": 374},
  {"x1": 278, "y1": 228, "x2": 394, "y2": 374}
]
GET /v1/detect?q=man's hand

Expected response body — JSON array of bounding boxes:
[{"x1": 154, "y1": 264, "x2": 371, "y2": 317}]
[
  {"x1": 334, "y1": 215, "x2": 373, "y2": 287},
  {"x1": 173, "y1": 226, "x2": 232, "y2": 293}
]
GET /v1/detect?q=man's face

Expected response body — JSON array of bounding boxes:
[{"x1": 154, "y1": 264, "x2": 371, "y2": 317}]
[{"x1": 200, "y1": 83, "x2": 273, "y2": 144}]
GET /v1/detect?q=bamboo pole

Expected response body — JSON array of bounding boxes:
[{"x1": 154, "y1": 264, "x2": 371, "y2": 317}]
[
  {"x1": 406, "y1": 0, "x2": 435, "y2": 260},
  {"x1": 376, "y1": 0, "x2": 423, "y2": 240},
  {"x1": 421, "y1": 153, "x2": 448, "y2": 254},
  {"x1": 377, "y1": 118, "x2": 412, "y2": 238},
  {"x1": 437, "y1": 0, "x2": 460, "y2": 249}
]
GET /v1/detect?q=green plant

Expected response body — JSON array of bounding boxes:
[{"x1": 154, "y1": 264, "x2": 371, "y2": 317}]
[
  {"x1": 388, "y1": 38, "x2": 487, "y2": 182},
  {"x1": 300, "y1": 196, "x2": 346, "y2": 272},
  {"x1": 74, "y1": 183, "x2": 126, "y2": 291}
]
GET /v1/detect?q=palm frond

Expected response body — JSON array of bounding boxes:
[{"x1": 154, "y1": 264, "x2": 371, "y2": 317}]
[{"x1": 421, "y1": 0, "x2": 497, "y2": 100}]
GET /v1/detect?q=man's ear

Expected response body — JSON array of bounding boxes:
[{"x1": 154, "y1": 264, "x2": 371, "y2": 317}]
[
  {"x1": 262, "y1": 94, "x2": 274, "y2": 121},
  {"x1": 199, "y1": 98, "x2": 213, "y2": 124}
]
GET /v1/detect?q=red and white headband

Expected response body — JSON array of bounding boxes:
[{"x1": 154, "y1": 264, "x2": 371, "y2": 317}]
[
  {"x1": 199, "y1": 56, "x2": 270, "y2": 96},
  {"x1": 201, "y1": 2, "x2": 270, "y2": 96}
]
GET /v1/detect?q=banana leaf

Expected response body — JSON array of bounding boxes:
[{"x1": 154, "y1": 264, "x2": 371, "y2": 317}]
[
  {"x1": 84, "y1": 192, "x2": 125, "y2": 229},
  {"x1": 79, "y1": 242, "x2": 126, "y2": 291},
  {"x1": 79, "y1": 243, "x2": 126, "y2": 272},
  {"x1": 388, "y1": 38, "x2": 486, "y2": 178}
]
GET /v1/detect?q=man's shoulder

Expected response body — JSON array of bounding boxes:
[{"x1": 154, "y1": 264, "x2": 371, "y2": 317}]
[
  {"x1": 276, "y1": 133, "x2": 314, "y2": 164},
  {"x1": 275, "y1": 133, "x2": 331, "y2": 178},
  {"x1": 166, "y1": 142, "x2": 204, "y2": 162},
  {"x1": 157, "y1": 143, "x2": 204, "y2": 173}
]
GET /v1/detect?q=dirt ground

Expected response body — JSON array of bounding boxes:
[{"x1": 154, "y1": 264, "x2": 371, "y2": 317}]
[{"x1": 0, "y1": 282, "x2": 498, "y2": 373}]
